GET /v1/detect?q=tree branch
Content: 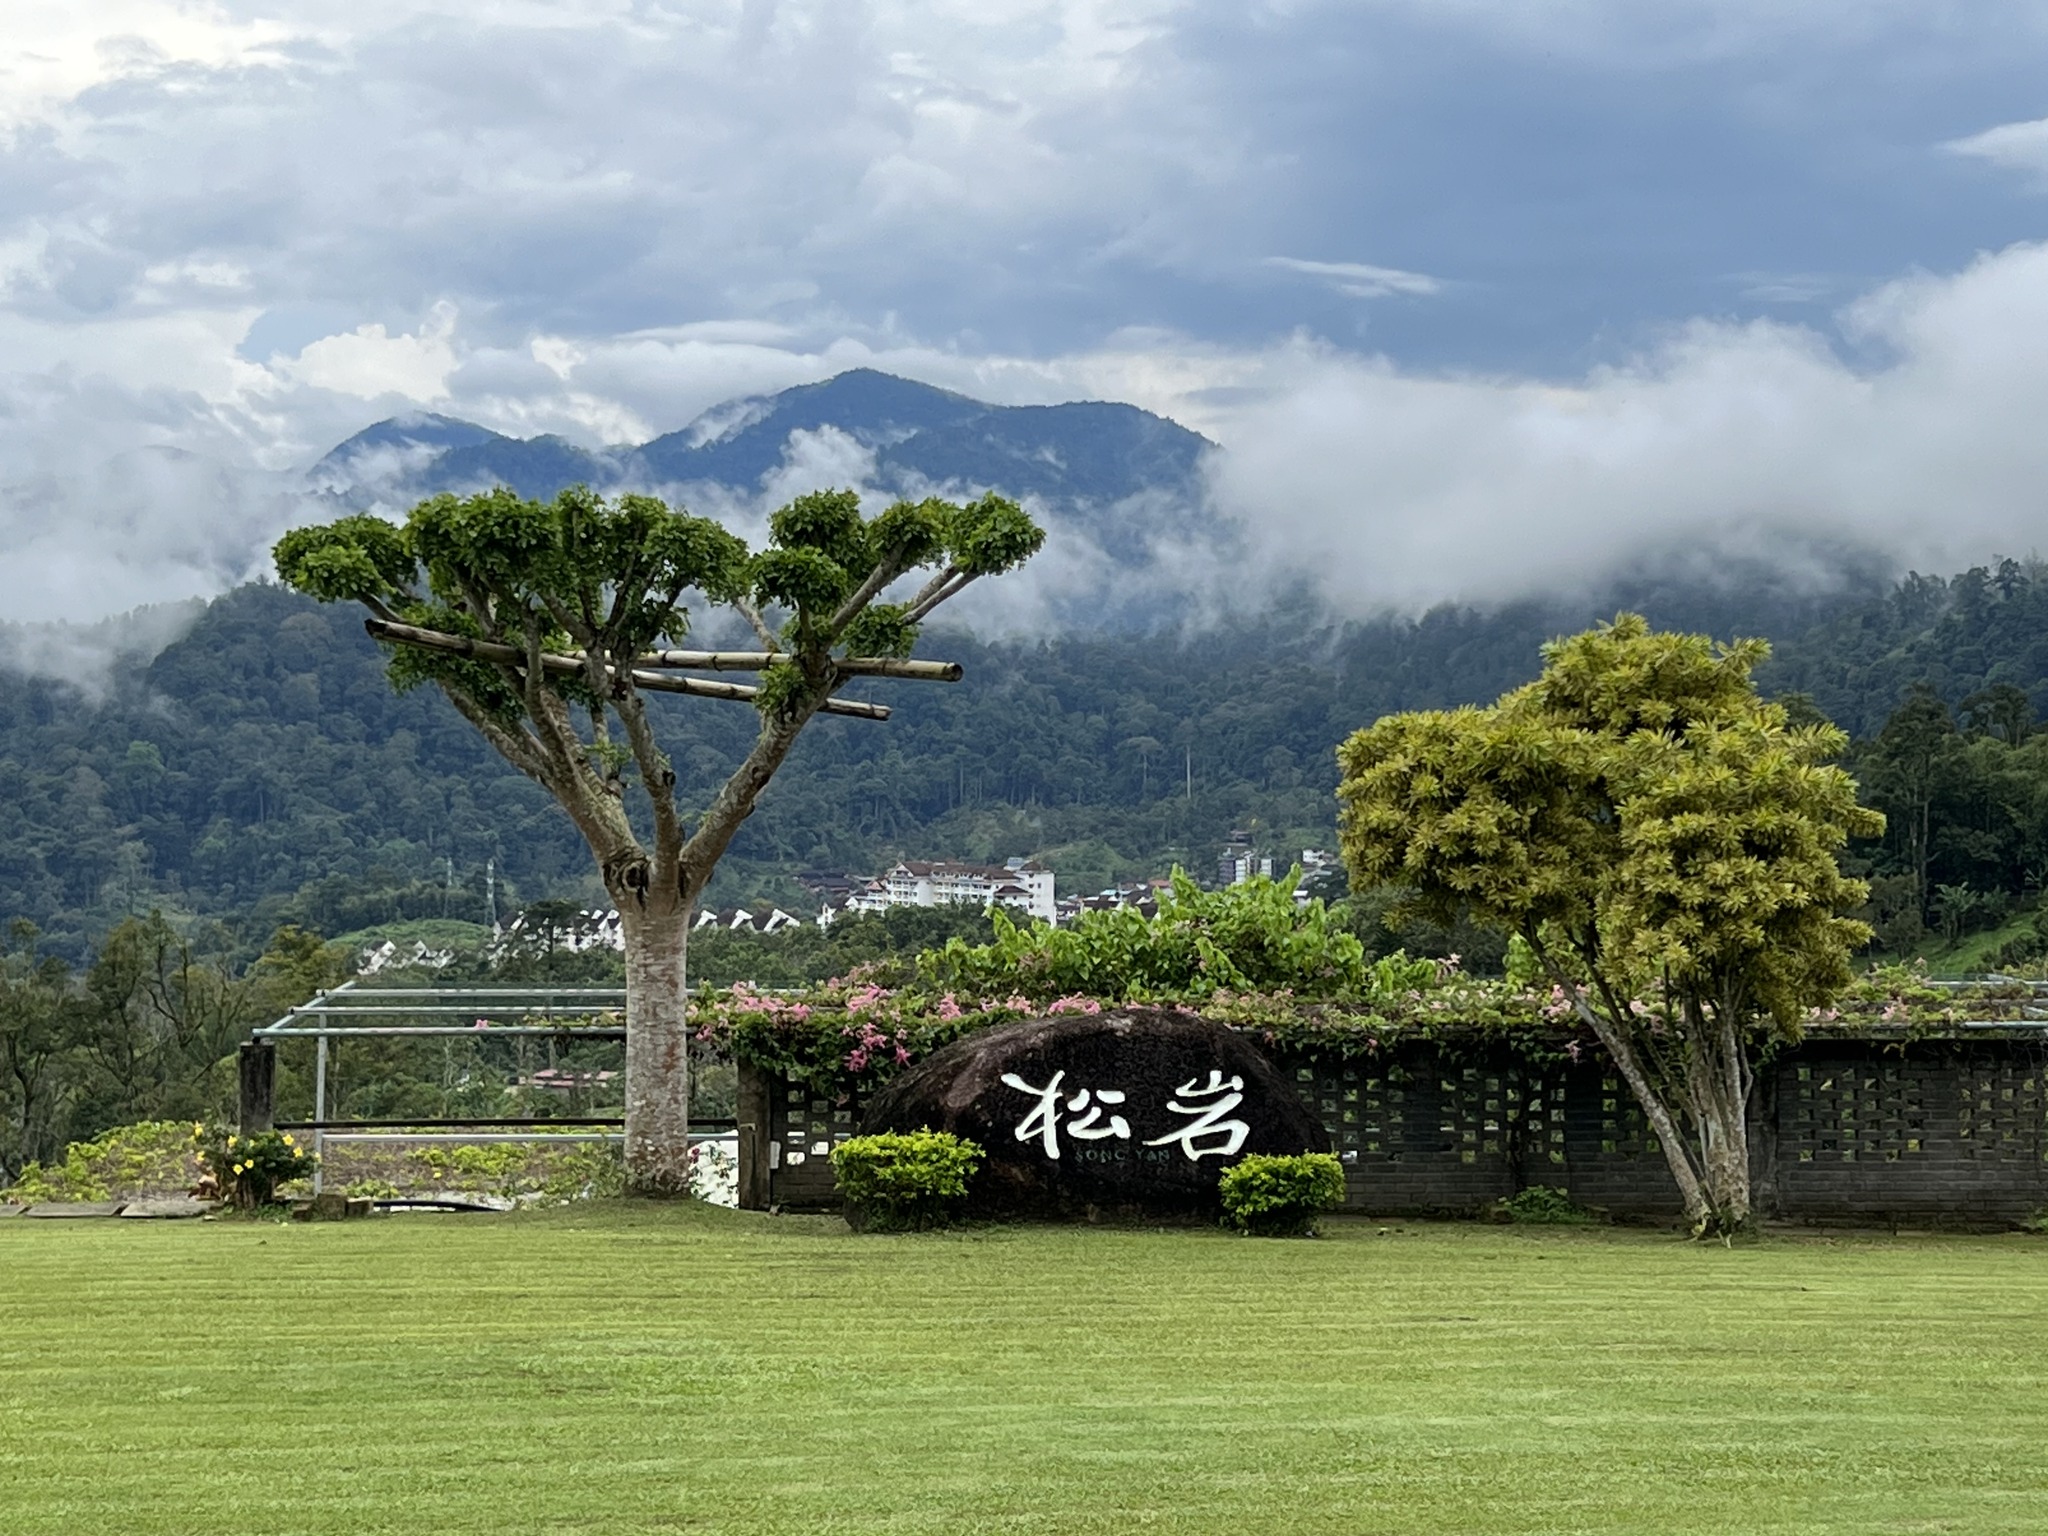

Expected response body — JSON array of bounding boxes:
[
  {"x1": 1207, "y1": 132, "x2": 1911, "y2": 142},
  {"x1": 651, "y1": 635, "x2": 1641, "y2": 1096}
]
[
  {"x1": 734, "y1": 599, "x2": 781, "y2": 652},
  {"x1": 904, "y1": 570, "x2": 976, "y2": 625},
  {"x1": 615, "y1": 686, "x2": 683, "y2": 871},
  {"x1": 1527, "y1": 925, "x2": 1715, "y2": 1225},
  {"x1": 679, "y1": 681, "x2": 832, "y2": 897},
  {"x1": 438, "y1": 681, "x2": 553, "y2": 786},
  {"x1": 829, "y1": 555, "x2": 911, "y2": 632},
  {"x1": 905, "y1": 563, "x2": 960, "y2": 615},
  {"x1": 637, "y1": 648, "x2": 962, "y2": 682}
]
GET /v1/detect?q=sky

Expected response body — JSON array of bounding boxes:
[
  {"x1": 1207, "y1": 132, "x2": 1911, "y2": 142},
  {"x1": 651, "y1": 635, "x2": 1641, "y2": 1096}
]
[{"x1": 6, "y1": 0, "x2": 2048, "y2": 632}]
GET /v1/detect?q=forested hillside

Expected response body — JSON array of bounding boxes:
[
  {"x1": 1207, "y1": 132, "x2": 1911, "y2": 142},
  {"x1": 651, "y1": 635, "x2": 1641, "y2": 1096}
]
[{"x1": 8, "y1": 556, "x2": 2048, "y2": 962}]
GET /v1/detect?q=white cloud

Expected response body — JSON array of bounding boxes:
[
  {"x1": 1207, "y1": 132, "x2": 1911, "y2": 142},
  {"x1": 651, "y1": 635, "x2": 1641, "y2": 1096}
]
[
  {"x1": 1201, "y1": 240, "x2": 2048, "y2": 613},
  {"x1": 7, "y1": 0, "x2": 2048, "y2": 668},
  {"x1": 0, "y1": 2, "x2": 297, "y2": 137},
  {"x1": 281, "y1": 304, "x2": 459, "y2": 401},
  {"x1": 1264, "y1": 257, "x2": 1443, "y2": 300},
  {"x1": 1948, "y1": 116, "x2": 2048, "y2": 182},
  {"x1": 18, "y1": 238, "x2": 2048, "y2": 647}
]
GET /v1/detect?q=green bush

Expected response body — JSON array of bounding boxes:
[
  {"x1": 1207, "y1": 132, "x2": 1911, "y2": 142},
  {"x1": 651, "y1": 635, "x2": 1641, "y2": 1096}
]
[
  {"x1": 327, "y1": 1138, "x2": 625, "y2": 1206},
  {"x1": 5, "y1": 1121, "x2": 212, "y2": 1204},
  {"x1": 919, "y1": 867, "x2": 1365, "y2": 1002},
  {"x1": 198, "y1": 1126, "x2": 316, "y2": 1210},
  {"x1": 1496, "y1": 1185, "x2": 1597, "y2": 1224},
  {"x1": 831, "y1": 1130, "x2": 984, "y2": 1232},
  {"x1": 1218, "y1": 1152, "x2": 1346, "y2": 1237}
]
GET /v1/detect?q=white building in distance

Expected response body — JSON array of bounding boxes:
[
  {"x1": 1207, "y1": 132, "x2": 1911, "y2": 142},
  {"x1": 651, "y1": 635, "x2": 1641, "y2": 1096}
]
[{"x1": 854, "y1": 858, "x2": 1057, "y2": 924}]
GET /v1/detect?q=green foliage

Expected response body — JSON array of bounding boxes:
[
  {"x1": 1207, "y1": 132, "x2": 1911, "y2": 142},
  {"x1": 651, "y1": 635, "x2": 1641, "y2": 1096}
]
[
  {"x1": 200, "y1": 1125, "x2": 315, "y2": 1209},
  {"x1": 1333, "y1": 883, "x2": 1513, "y2": 974},
  {"x1": 830, "y1": 1130, "x2": 984, "y2": 1231},
  {"x1": 273, "y1": 484, "x2": 1039, "y2": 735},
  {"x1": 20, "y1": 554, "x2": 2048, "y2": 976},
  {"x1": 1337, "y1": 614, "x2": 1883, "y2": 1236},
  {"x1": 1217, "y1": 1152, "x2": 1345, "y2": 1237},
  {"x1": 4, "y1": 1119, "x2": 208, "y2": 1203},
  {"x1": 0, "y1": 918, "x2": 342, "y2": 1179},
  {"x1": 1504, "y1": 934, "x2": 1543, "y2": 988},
  {"x1": 1339, "y1": 616, "x2": 1880, "y2": 1024},
  {"x1": 1495, "y1": 1185, "x2": 1598, "y2": 1224},
  {"x1": 919, "y1": 869, "x2": 1365, "y2": 1001},
  {"x1": 329, "y1": 1141, "x2": 625, "y2": 1206},
  {"x1": 407, "y1": 1140, "x2": 624, "y2": 1203}
]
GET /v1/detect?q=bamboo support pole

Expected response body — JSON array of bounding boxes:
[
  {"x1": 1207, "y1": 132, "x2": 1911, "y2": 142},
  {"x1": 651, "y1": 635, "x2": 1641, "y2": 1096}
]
[
  {"x1": 635, "y1": 649, "x2": 962, "y2": 682},
  {"x1": 363, "y1": 620, "x2": 899, "y2": 720}
]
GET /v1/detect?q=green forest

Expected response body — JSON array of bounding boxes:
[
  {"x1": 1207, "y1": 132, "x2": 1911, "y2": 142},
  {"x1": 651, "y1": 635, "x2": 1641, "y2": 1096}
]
[
  {"x1": 11, "y1": 554, "x2": 2048, "y2": 1175},
  {"x1": 7, "y1": 558, "x2": 2048, "y2": 968}
]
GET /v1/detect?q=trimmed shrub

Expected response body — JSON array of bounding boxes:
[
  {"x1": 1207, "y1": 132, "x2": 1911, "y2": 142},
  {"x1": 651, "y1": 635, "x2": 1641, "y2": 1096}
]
[
  {"x1": 1495, "y1": 1185, "x2": 1597, "y2": 1224},
  {"x1": 1218, "y1": 1152, "x2": 1346, "y2": 1237},
  {"x1": 831, "y1": 1130, "x2": 984, "y2": 1232}
]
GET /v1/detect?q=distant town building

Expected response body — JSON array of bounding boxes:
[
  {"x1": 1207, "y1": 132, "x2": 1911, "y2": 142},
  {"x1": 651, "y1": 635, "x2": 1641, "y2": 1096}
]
[
  {"x1": 1218, "y1": 832, "x2": 1275, "y2": 887},
  {"x1": 888, "y1": 858, "x2": 1057, "y2": 923},
  {"x1": 1295, "y1": 847, "x2": 1342, "y2": 905},
  {"x1": 1057, "y1": 878, "x2": 1168, "y2": 924},
  {"x1": 693, "y1": 907, "x2": 804, "y2": 934},
  {"x1": 829, "y1": 858, "x2": 1057, "y2": 924}
]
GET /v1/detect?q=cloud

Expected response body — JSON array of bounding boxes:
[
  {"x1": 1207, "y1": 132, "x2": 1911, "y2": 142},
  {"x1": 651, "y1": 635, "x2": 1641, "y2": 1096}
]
[
  {"x1": 1263, "y1": 257, "x2": 1443, "y2": 300},
  {"x1": 1200, "y1": 240, "x2": 2048, "y2": 614},
  {"x1": 7, "y1": 0, "x2": 2048, "y2": 673},
  {"x1": 25, "y1": 235, "x2": 2048, "y2": 654},
  {"x1": 278, "y1": 303, "x2": 459, "y2": 401},
  {"x1": 0, "y1": 598, "x2": 206, "y2": 698},
  {"x1": 1948, "y1": 116, "x2": 2048, "y2": 183}
]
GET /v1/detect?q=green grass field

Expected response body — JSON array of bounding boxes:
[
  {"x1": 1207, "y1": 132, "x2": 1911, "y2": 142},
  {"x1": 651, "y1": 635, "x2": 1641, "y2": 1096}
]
[{"x1": 3, "y1": 1206, "x2": 2044, "y2": 1535}]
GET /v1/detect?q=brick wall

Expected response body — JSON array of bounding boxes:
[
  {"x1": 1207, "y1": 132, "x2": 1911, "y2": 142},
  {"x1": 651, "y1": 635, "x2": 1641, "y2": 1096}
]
[{"x1": 746, "y1": 1033, "x2": 2048, "y2": 1226}]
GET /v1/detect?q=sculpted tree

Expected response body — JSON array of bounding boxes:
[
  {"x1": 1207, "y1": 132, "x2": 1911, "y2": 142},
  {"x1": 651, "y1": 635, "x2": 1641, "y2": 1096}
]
[
  {"x1": 1337, "y1": 615, "x2": 1881, "y2": 1237},
  {"x1": 276, "y1": 484, "x2": 1041, "y2": 1193}
]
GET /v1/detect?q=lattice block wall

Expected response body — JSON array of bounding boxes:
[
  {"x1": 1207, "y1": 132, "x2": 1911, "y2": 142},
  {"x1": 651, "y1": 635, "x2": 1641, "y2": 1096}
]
[
  {"x1": 766, "y1": 1083, "x2": 860, "y2": 1209},
  {"x1": 756, "y1": 1038, "x2": 2048, "y2": 1224}
]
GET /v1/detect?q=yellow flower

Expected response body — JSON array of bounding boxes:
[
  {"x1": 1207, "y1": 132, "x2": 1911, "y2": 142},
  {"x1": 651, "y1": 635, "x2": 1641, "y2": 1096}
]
[
  {"x1": 282, "y1": 1134, "x2": 294, "y2": 1146},
  {"x1": 232, "y1": 1163, "x2": 245, "y2": 1175},
  {"x1": 227, "y1": 1136, "x2": 237, "y2": 1147}
]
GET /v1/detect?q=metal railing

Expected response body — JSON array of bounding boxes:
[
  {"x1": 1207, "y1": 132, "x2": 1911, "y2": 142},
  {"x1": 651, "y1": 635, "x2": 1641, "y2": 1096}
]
[{"x1": 241, "y1": 979, "x2": 736, "y2": 1194}]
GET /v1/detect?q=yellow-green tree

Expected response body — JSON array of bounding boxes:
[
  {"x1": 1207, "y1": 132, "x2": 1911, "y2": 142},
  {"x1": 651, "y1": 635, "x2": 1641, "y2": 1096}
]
[{"x1": 1337, "y1": 615, "x2": 1881, "y2": 1236}]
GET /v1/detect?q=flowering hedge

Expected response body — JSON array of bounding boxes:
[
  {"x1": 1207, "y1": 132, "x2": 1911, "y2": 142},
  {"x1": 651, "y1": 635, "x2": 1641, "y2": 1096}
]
[{"x1": 687, "y1": 958, "x2": 2030, "y2": 1096}]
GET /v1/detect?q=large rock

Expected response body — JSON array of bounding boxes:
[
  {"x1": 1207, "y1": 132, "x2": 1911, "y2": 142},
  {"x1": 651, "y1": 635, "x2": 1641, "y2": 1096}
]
[
  {"x1": 860, "y1": 1009, "x2": 1328, "y2": 1218},
  {"x1": 23, "y1": 1201, "x2": 126, "y2": 1218}
]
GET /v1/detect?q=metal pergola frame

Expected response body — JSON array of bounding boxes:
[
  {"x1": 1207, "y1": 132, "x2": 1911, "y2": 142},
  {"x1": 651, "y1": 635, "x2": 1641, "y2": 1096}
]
[{"x1": 244, "y1": 979, "x2": 735, "y2": 1194}]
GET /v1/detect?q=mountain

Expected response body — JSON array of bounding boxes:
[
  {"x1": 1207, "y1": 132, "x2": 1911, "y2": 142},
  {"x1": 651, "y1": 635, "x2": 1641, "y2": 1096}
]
[
  {"x1": 311, "y1": 370, "x2": 1221, "y2": 595},
  {"x1": 311, "y1": 370, "x2": 1220, "y2": 610}
]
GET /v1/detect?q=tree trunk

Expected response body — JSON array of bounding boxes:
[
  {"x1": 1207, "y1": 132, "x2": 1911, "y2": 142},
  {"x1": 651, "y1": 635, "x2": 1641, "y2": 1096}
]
[
  {"x1": 1584, "y1": 1000, "x2": 1755, "y2": 1239},
  {"x1": 1682, "y1": 1008, "x2": 1754, "y2": 1237},
  {"x1": 1574, "y1": 1005, "x2": 1717, "y2": 1232},
  {"x1": 622, "y1": 904, "x2": 694, "y2": 1197}
]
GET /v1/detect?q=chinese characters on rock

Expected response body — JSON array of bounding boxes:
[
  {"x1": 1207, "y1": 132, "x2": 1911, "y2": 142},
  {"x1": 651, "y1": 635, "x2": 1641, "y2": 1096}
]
[{"x1": 999, "y1": 1068, "x2": 1249, "y2": 1161}]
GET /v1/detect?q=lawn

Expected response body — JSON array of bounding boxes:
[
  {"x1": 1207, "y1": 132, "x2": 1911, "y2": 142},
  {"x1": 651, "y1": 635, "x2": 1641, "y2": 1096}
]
[{"x1": 2, "y1": 1207, "x2": 2045, "y2": 1535}]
